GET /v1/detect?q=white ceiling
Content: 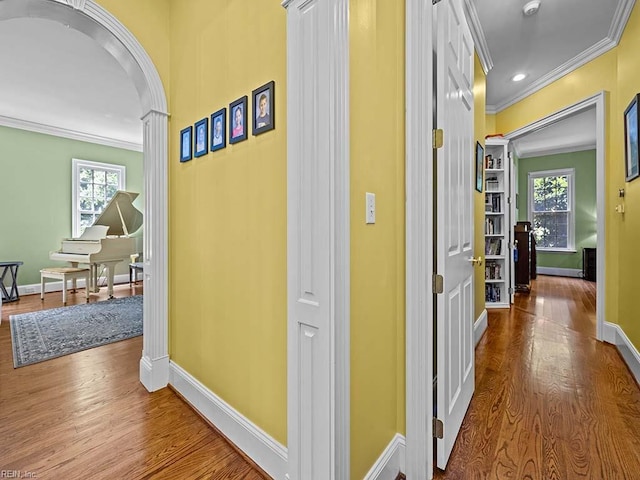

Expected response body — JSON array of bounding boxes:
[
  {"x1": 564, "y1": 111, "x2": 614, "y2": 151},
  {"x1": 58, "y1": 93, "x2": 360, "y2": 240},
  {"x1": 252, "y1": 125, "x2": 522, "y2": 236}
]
[{"x1": 0, "y1": 17, "x2": 142, "y2": 150}]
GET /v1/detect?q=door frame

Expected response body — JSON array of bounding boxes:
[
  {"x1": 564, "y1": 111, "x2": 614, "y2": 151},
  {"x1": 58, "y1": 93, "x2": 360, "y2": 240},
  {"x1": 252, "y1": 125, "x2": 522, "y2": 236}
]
[
  {"x1": 405, "y1": 0, "x2": 435, "y2": 478},
  {"x1": 282, "y1": 0, "x2": 350, "y2": 478},
  {"x1": 504, "y1": 91, "x2": 606, "y2": 341},
  {"x1": 2, "y1": 0, "x2": 170, "y2": 391}
]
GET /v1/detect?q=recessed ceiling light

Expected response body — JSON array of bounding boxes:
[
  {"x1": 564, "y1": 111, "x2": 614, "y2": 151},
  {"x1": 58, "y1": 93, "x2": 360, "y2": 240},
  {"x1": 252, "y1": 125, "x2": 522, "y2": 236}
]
[
  {"x1": 523, "y1": 0, "x2": 541, "y2": 16},
  {"x1": 512, "y1": 73, "x2": 527, "y2": 82}
]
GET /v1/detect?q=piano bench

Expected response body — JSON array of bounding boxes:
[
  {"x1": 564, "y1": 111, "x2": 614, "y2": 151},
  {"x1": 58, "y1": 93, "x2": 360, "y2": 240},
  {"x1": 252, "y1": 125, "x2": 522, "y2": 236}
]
[{"x1": 40, "y1": 267, "x2": 91, "y2": 305}]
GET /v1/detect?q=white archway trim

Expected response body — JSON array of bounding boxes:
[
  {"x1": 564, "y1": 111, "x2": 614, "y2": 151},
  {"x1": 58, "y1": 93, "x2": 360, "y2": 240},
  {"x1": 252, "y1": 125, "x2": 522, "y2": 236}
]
[
  {"x1": 3, "y1": 0, "x2": 170, "y2": 391},
  {"x1": 505, "y1": 91, "x2": 606, "y2": 341}
]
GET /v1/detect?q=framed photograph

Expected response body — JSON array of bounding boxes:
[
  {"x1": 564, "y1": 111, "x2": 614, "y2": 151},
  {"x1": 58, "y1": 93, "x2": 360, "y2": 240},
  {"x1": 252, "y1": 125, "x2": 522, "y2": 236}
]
[
  {"x1": 475, "y1": 141, "x2": 484, "y2": 192},
  {"x1": 180, "y1": 126, "x2": 192, "y2": 162},
  {"x1": 194, "y1": 117, "x2": 208, "y2": 157},
  {"x1": 252, "y1": 81, "x2": 275, "y2": 136},
  {"x1": 624, "y1": 94, "x2": 640, "y2": 182},
  {"x1": 229, "y1": 96, "x2": 248, "y2": 144},
  {"x1": 210, "y1": 108, "x2": 226, "y2": 152}
]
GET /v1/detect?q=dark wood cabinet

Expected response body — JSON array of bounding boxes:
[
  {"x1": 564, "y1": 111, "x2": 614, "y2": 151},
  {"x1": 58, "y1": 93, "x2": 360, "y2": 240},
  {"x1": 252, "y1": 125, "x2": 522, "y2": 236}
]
[
  {"x1": 514, "y1": 222, "x2": 536, "y2": 291},
  {"x1": 583, "y1": 248, "x2": 596, "y2": 282}
]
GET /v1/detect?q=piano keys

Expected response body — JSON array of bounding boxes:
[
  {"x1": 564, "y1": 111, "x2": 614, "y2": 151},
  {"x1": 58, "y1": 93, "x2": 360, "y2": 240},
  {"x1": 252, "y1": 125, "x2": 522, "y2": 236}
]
[{"x1": 50, "y1": 191, "x2": 143, "y2": 298}]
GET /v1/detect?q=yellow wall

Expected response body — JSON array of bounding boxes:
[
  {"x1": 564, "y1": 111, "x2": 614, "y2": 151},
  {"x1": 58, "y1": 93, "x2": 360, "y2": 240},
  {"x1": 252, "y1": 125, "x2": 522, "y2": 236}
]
[
  {"x1": 495, "y1": 4, "x2": 640, "y2": 351},
  {"x1": 168, "y1": 0, "x2": 287, "y2": 444},
  {"x1": 349, "y1": 0, "x2": 406, "y2": 478},
  {"x1": 474, "y1": 53, "x2": 486, "y2": 321},
  {"x1": 614, "y1": 5, "x2": 640, "y2": 348},
  {"x1": 486, "y1": 113, "x2": 496, "y2": 134}
]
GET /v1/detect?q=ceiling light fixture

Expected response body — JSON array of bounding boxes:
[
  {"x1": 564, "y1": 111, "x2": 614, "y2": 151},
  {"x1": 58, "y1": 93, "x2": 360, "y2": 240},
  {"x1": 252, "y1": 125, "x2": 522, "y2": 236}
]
[
  {"x1": 512, "y1": 73, "x2": 527, "y2": 82},
  {"x1": 523, "y1": 0, "x2": 541, "y2": 16}
]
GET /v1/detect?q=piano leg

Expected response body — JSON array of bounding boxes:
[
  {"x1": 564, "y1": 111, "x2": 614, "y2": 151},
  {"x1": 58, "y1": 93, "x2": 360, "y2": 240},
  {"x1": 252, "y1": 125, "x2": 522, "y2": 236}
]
[{"x1": 102, "y1": 261, "x2": 119, "y2": 298}]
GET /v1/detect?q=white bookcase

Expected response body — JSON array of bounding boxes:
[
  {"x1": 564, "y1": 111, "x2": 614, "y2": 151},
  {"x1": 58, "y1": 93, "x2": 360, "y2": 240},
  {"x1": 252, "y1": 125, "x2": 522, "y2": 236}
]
[{"x1": 484, "y1": 138, "x2": 514, "y2": 308}]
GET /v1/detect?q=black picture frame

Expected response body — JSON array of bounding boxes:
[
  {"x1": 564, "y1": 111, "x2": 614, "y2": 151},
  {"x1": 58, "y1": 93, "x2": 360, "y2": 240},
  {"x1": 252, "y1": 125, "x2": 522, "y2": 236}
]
[
  {"x1": 229, "y1": 96, "x2": 248, "y2": 144},
  {"x1": 252, "y1": 81, "x2": 275, "y2": 136},
  {"x1": 180, "y1": 126, "x2": 192, "y2": 162},
  {"x1": 475, "y1": 141, "x2": 484, "y2": 193},
  {"x1": 624, "y1": 93, "x2": 640, "y2": 182},
  {"x1": 194, "y1": 117, "x2": 208, "y2": 157},
  {"x1": 210, "y1": 108, "x2": 226, "y2": 152}
]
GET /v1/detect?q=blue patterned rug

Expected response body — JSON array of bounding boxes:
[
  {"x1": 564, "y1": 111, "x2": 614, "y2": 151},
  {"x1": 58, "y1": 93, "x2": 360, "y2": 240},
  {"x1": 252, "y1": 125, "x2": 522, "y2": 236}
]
[{"x1": 10, "y1": 296, "x2": 142, "y2": 368}]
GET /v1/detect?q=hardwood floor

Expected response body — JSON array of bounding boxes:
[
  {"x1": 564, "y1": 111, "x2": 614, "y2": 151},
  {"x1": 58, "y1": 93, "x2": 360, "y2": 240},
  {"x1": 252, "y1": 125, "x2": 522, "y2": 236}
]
[
  {"x1": 0, "y1": 285, "x2": 268, "y2": 480},
  {"x1": 435, "y1": 275, "x2": 640, "y2": 479},
  {"x1": 2, "y1": 276, "x2": 639, "y2": 479}
]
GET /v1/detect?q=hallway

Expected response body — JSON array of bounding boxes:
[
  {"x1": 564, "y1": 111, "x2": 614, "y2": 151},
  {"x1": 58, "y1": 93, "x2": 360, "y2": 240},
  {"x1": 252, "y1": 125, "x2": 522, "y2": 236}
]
[{"x1": 436, "y1": 275, "x2": 640, "y2": 479}]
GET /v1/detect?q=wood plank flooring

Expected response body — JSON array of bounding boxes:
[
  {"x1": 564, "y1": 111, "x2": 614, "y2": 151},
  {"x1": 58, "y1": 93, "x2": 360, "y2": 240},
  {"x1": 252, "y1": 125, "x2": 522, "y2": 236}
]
[
  {"x1": 0, "y1": 285, "x2": 267, "y2": 480},
  {"x1": 435, "y1": 275, "x2": 640, "y2": 479},
  {"x1": 2, "y1": 276, "x2": 639, "y2": 479}
]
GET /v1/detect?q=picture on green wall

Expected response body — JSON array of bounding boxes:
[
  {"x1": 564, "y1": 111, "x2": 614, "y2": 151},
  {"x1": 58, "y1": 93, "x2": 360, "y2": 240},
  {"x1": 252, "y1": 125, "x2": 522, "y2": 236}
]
[{"x1": 624, "y1": 93, "x2": 639, "y2": 182}]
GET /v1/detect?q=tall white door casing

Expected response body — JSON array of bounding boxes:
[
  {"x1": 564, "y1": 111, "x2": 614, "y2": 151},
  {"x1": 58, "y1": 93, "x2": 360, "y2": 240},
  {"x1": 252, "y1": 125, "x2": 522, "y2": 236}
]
[
  {"x1": 435, "y1": 0, "x2": 475, "y2": 470},
  {"x1": 283, "y1": 0, "x2": 350, "y2": 479}
]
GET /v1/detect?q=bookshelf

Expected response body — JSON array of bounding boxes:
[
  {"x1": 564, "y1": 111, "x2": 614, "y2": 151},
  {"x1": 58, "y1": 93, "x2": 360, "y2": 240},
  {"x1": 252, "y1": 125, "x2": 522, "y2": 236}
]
[{"x1": 484, "y1": 138, "x2": 513, "y2": 308}]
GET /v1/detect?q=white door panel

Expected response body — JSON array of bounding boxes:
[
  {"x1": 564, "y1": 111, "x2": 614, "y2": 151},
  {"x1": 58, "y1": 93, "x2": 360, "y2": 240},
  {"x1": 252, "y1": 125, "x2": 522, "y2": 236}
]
[{"x1": 435, "y1": 0, "x2": 475, "y2": 470}]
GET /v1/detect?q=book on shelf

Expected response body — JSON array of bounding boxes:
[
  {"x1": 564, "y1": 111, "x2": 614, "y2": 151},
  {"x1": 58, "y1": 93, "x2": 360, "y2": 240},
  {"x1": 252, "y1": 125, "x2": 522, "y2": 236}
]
[
  {"x1": 484, "y1": 237, "x2": 502, "y2": 256},
  {"x1": 484, "y1": 193, "x2": 502, "y2": 212},
  {"x1": 485, "y1": 176, "x2": 499, "y2": 191},
  {"x1": 485, "y1": 284, "x2": 501, "y2": 302},
  {"x1": 484, "y1": 261, "x2": 502, "y2": 280}
]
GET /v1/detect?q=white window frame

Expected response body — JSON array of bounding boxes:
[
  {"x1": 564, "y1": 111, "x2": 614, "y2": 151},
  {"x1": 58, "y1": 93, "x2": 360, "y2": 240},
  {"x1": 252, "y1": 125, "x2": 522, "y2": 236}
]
[
  {"x1": 72, "y1": 159, "x2": 126, "y2": 237},
  {"x1": 528, "y1": 167, "x2": 575, "y2": 252}
]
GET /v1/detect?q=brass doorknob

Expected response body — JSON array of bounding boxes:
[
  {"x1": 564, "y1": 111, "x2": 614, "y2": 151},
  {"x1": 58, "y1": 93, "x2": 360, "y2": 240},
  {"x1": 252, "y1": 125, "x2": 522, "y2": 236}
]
[{"x1": 467, "y1": 256, "x2": 483, "y2": 266}]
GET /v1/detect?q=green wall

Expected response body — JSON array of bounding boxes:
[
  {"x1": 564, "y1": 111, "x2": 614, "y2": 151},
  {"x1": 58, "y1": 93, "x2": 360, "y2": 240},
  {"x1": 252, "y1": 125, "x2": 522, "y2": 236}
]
[
  {"x1": 0, "y1": 125, "x2": 143, "y2": 286},
  {"x1": 517, "y1": 149, "x2": 597, "y2": 271}
]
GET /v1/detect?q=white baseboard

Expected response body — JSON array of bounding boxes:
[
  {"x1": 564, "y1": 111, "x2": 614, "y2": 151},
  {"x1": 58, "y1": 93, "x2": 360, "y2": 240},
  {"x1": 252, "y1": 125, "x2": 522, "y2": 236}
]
[
  {"x1": 474, "y1": 309, "x2": 488, "y2": 347},
  {"x1": 17, "y1": 273, "x2": 131, "y2": 296},
  {"x1": 139, "y1": 355, "x2": 169, "y2": 393},
  {"x1": 363, "y1": 433, "x2": 405, "y2": 480},
  {"x1": 536, "y1": 267, "x2": 582, "y2": 278},
  {"x1": 603, "y1": 322, "x2": 640, "y2": 384},
  {"x1": 168, "y1": 361, "x2": 288, "y2": 480}
]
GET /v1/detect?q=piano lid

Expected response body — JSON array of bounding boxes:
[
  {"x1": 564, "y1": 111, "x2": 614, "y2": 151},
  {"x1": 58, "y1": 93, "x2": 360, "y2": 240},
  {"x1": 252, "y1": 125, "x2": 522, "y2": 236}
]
[{"x1": 94, "y1": 190, "x2": 143, "y2": 236}]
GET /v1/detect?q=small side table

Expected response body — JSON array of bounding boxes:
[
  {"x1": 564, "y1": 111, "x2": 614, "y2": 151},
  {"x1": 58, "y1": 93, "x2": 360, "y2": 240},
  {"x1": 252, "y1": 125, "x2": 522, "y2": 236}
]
[
  {"x1": 1, "y1": 261, "x2": 24, "y2": 303},
  {"x1": 129, "y1": 262, "x2": 144, "y2": 286}
]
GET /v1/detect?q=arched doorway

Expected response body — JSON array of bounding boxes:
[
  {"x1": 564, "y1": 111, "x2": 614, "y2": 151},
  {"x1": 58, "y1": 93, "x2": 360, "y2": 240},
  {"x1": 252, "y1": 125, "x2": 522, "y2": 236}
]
[{"x1": 0, "y1": 0, "x2": 169, "y2": 391}]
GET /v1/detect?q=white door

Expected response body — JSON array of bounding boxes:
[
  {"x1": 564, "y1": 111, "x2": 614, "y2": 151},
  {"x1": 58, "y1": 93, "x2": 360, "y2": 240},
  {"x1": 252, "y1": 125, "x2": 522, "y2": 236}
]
[
  {"x1": 284, "y1": 0, "x2": 350, "y2": 479},
  {"x1": 435, "y1": 0, "x2": 475, "y2": 469}
]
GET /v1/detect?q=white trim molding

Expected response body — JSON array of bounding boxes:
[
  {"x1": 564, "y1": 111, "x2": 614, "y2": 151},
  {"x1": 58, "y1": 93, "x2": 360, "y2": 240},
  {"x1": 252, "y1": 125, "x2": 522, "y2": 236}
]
[
  {"x1": 474, "y1": 309, "x2": 488, "y2": 347},
  {"x1": 0, "y1": 115, "x2": 143, "y2": 152},
  {"x1": 363, "y1": 434, "x2": 406, "y2": 480},
  {"x1": 2, "y1": 0, "x2": 170, "y2": 393},
  {"x1": 536, "y1": 267, "x2": 582, "y2": 278},
  {"x1": 462, "y1": 0, "x2": 493, "y2": 74},
  {"x1": 609, "y1": 0, "x2": 636, "y2": 43},
  {"x1": 603, "y1": 322, "x2": 640, "y2": 385},
  {"x1": 505, "y1": 91, "x2": 606, "y2": 341},
  {"x1": 405, "y1": 0, "x2": 434, "y2": 478},
  {"x1": 18, "y1": 272, "x2": 131, "y2": 297},
  {"x1": 169, "y1": 362, "x2": 288, "y2": 480}
]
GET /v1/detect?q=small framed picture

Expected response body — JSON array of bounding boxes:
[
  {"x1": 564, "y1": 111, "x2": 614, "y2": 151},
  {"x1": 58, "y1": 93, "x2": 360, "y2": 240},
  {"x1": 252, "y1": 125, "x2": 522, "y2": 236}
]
[
  {"x1": 475, "y1": 141, "x2": 484, "y2": 192},
  {"x1": 624, "y1": 93, "x2": 640, "y2": 182},
  {"x1": 194, "y1": 118, "x2": 208, "y2": 157},
  {"x1": 180, "y1": 126, "x2": 192, "y2": 162},
  {"x1": 229, "y1": 96, "x2": 248, "y2": 144},
  {"x1": 210, "y1": 108, "x2": 226, "y2": 152},
  {"x1": 252, "y1": 81, "x2": 275, "y2": 136}
]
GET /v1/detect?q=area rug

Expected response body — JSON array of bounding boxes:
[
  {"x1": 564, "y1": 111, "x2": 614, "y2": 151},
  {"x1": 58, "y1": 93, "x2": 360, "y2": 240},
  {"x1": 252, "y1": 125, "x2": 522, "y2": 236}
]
[{"x1": 10, "y1": 295, "x2": 142, "y2": 368}]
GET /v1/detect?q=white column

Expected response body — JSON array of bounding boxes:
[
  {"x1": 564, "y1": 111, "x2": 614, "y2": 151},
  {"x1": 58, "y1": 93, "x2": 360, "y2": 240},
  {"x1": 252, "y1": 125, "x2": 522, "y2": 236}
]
[{"x1": 139, "y1": 109, "x2": 170, "y2": 392}]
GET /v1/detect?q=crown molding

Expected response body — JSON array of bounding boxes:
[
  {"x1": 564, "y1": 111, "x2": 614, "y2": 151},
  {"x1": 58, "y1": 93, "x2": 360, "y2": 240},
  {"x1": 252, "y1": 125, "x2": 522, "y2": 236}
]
[
  {"x1": 609, "y1": 0, "x2": 636, "y2": 42},
  {"x1": 463, "y1": 0, "x2": 493, "y2": 74},
  {"x1": 491, "y1": 37, "x2": 615, "y2": 113},
  {"x1": 0, "y1": 114, "x2": 143, "y2": 152}
]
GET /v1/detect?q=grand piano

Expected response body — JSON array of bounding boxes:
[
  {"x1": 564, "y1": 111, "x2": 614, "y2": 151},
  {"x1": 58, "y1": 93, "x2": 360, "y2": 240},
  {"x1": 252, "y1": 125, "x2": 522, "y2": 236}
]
[{"x1": 50, "y1": 190, "x2": 143, "y2": 298}]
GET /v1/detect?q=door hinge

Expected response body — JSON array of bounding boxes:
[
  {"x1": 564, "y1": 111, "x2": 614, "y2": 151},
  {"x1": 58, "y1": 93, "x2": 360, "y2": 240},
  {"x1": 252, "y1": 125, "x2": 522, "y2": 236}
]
[
  {"x1": 509, "y1": 287, "x2": 513, "y2": 295},
  {"x1": 433, "y1": 274, "x2": 444, "y2": 294},
  {"x1": 433, "y1": 418, "x2": 444, "y2": 439},
  {"x1": 433, "y1": 129, "x2": 444, "y2": 149},
  {"x1": 433, "y1": 0, "x2": 442, "y2": 5},
  {"x1": 507, "y1": 196, "x2": 511, "y2": 204}
]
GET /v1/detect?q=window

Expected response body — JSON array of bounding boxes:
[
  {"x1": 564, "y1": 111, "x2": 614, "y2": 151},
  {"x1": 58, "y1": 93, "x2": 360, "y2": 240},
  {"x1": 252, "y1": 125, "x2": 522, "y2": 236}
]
[
  {"x1": 528, "y1": 168, "x2": 575, "y2": 251},
  {"x1": 72, "y1": 159, "x2": 125, "y2": 237}
]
